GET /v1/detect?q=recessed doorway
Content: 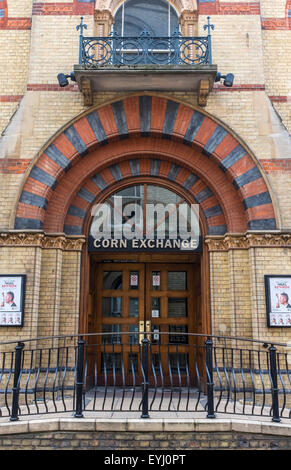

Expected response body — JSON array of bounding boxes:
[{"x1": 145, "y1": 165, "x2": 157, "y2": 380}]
[{"x1": 87, "y1": 253, "x2": 202, "y2": 385}]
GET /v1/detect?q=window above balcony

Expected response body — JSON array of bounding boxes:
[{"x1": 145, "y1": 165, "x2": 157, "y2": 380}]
[
  {"x1": 114, "y1": 0, "x2": 179, "y2": 37},
  {"x1": 73, "y1": 0, "x2": 217, "y2": 106}
]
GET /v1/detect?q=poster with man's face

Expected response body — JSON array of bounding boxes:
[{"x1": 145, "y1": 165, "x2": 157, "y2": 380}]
[
  {"x1": 265, "y1": 276, "x2": 291, "y2": 327},
  {"x1": 0, "y1": 275, "x2": 26, "y2": 326}
]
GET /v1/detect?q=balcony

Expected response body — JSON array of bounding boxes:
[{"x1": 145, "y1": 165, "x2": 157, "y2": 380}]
[{"x1": 73, "y1": 17, "x2": 218, "y2": 106}]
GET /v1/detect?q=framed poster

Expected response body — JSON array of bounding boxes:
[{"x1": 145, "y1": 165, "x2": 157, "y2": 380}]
[
  {"x1": 264, "y1": 275, "x2": 291, "y2": 328},
  {"x1": 0, "y1": 275, "x2": 26, "y2": 327}
]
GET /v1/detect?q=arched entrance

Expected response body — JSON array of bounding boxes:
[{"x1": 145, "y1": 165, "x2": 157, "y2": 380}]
[
  {"x1": 12, "y1": 94, "x2": 278, "y2": 350},
  {"x1": 87, "y1": 180, "x2": 203, "y2": 384}
]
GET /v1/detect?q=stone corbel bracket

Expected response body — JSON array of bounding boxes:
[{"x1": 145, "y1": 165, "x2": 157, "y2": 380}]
[
  {"x1": 81, "y1": 78, "x2": 93, "y2": 107},
  {"x1": 198, "y1": 79, "x2": 210, "y2": 107}
]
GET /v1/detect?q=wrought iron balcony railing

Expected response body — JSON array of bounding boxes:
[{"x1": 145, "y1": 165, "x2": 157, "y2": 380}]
[
  {"x1": 0, "y1": 332, "x2": 290, "y2": 422},
  {"x1": 77, "y1": 17, "x2": 214, "y2": 69}
]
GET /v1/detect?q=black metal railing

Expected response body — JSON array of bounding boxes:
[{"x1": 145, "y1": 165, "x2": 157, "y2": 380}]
[
  {"x1": 0, "y1": 332, "x2": 290, "y2": 422},
  {"x1": 77, "y1": 17, "x2": 214, "y2": 68}
]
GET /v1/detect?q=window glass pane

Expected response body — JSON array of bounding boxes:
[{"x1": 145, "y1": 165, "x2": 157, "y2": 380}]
[
  {"x1": 168, "y1": 272, "x2": 187, "y2": 290},
  {"x1": 168, "y1": 298, "x2": 188, "y2": 317},
  {"x1": 169, "y1": 326, "x2": 188, "y2": 344},
  {"x1": 110, "y1": 185, "x2": 143, "y2": 205},
  {"x1": 129, "y1": 298, "x2": 139, "y2": 317},
  {"x1": 90, "y1": 183, "x2": 199, "y2": 244},
  {"x1": 103, "y1": 271, "x2": 122, "y2": 290},
  {"x1": 151, "y1": 297, "x2": 160, "y2": 318},
  {"x1": 147, "y1": 185, "x2": 180, "y2": 206},
  {"x1": 169, "y1": 354, "x2": 188, "y2": 373},
  {"x1": 109, "y1": 185, "x2": 144, "y2": 238},
  {"x1": 114, "y1": 0, "x2": 178, "y2": 37},
  {"x1": 129, "y1": 325, "x2": 139, "y2": 345},
  {"x1": 101, "y1": 353, "x2": 121, "y2": 373},
  {"x1": 102, "y1": 325, "x2": 121, "y2": 344},
  {"x1": 146, "y1": 185, "x2": 181, "y2": 239},
  {"x1": 102, "y1": 297, "x2": 122, "y2": 317},
  {"x1": 152, "y1": 354, "x2": 162, "y2": 374},
  {"x1": 128, "y1": 353, "x2": 139, "y2": 374}
]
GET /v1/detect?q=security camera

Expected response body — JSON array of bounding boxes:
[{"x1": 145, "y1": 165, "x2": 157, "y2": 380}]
[
  {"x1": 215, "y1": 72, "x2": 234, "y2": 88},
  {"x1": 57, "y1": 72, "x2": 76, "y2": 88}
]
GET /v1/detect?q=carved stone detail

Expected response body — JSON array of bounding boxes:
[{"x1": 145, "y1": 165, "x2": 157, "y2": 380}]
[
  {"x1": 94, "y1": 9, "x2": 114, "y2": 36},
  {"x1": 95, "y1": 0, "x2": 198, "y2": 16},
  {"x1": 179, "y1": 9, "x2": 198, "y2": 36},
  {"x1": 81, "y1": 78, "x2": 93, "y2": 107},
  {"x1": 198, "y1": 79, "x2": 210, "y2": 107},
  {"x1": 0, "y1": 232, "x2": 86, "y2": 251},
  {"x1": 205, "y1": 233, "x2": 291, "y2": 251},
  {"x1": 0, "y1": 232, "x2": 44, "y2": 247}
]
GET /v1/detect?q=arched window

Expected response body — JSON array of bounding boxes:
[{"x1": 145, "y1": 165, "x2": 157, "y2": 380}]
[
  {"x1": 114, "y1": 0, "x2": 179, "y2": 37},
  {"x1": 89, "y1": 183, "x2": 200, "y2": 249}
]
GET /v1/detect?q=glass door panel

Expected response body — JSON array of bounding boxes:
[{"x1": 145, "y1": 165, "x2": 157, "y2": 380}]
[
  {"x1": 95, "y1": 262, "x2": 145, "y2": 382},
  {"x1": 94, "y1": 261, "x2": 196, "y2": 384},
  {"x1": 145, "y1": 263, "x2": 195, "y2": 380}
]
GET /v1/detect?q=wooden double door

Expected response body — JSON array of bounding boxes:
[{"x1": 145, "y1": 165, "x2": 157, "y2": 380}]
[{"x1": 91, "y1": 260, "x2": 200, "y2": 383}]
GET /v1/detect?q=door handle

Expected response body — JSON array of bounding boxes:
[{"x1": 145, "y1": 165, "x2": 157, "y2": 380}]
[
  {"x1": 139, "y1": 321, "x2": 151, "y2": 343},
  {"x1": 139, "y1": 321, "x2": 144, "y2": 344}
]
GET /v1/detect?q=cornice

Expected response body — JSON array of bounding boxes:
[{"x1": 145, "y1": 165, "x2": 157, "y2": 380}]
[
  {"x1": 205, "y1": 232, "x2": 291, "y2": 252},
  {"x1": 0, "y1": 232, "x2": 86, "y2": 252},
  {"x1": 1, "y1": 231, "x2": 290, "y2": 252}
]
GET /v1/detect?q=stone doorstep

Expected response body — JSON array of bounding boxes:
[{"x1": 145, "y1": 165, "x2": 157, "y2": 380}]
[{"x1": 0, "y1": 418, "x2": 291, "y2": 437}]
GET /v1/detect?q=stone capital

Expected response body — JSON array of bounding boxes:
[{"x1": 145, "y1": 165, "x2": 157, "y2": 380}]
[
  {"x1": 205, "y1": 232, "x2": 291, "y2": 251},
  {"x1": 0, "y1": 232, "x2": 86, "y2": 252}
]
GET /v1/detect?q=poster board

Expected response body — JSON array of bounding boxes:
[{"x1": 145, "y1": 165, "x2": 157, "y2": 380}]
[
  {"x1": 0, "y1": 275, "x2": 26, "y2": 327},
  {"x1": 265, "y1": 275, "x2": 291, "y2": 328}
]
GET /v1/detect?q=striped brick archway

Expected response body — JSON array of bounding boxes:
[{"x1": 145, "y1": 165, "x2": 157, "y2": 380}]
[{"x1": 14, "y1": 94, "x2": 277, "y2": 235}]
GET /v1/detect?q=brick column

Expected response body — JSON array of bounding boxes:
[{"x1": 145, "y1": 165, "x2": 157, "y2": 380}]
[
  {"x1": 94, "y1": 9, "x2": 113, "y2": 36},
  {"x1": 179, "y1": 10, "x2": 198, "y2": 36}
]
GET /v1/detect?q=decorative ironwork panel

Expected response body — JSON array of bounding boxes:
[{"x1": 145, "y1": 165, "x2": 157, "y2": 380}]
[{"x1": 80, "y1": 31, "x2": 211, "y2": 68}]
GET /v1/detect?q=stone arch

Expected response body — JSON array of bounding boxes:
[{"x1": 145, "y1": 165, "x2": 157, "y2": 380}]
[
  {"x1": 13, "y1": 94, "x2": 277, "y2": 235},
  {"x1": 62, "y1": 156, "x2": 228, "y2": 236},
  {"x1": 104, "y1": 0, "x2": 197, "y2": 17}
]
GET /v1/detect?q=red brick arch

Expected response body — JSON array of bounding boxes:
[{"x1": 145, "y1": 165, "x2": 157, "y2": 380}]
[
  {"x1": 0, "y1": 0, "x2": 8, "y2": 25},
  {"x1": 14, "y1": 94, "x2": 277, "y2": 235}
]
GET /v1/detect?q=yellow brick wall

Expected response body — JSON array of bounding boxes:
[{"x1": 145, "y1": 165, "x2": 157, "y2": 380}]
[
  {"x1": 38, "y1": 249, "x2": 63, "y2": 340},
  {"x1": 249, "y1": 247, "x2": 291, "y2": 345},
  {"x1": 262, "y1": 29, "x2": 291, "y2": 134},
  {"x1": 59, "y1": 250, "x2": 81, "y2": 337},
  {"x1": 6, "y1": 0, "x2": 32, "y2": 18},
  {"x1": 0, "y1": 244, "x2": 82, "y2": 350},
  {"x1": 0, "y1": 102, "x2": 21, "y2": 138},
  {"x1": 28, "y1": 16, "x2": 94, "y2": 85},
  {"x1": 0, "y1": 29, "x2": 31, "y2": 135},
  {"x1": 0, "y1": 33, "x2": 28, "y2": 96},
  {"x1": 260, "y1": 0, "x2": 286, "y2": 18},
  {"x1": 267, "y1": 174, "x2": 291, "y2": 230},
  {"x1": 0, "y1": 173, "x2": 23, "y2": 229},
  {"x1": 210, "y1": 246, "x2": 291, "y2": 346},
  {"x1": 209, "y1": 251, "x2": 231, "y2": 337},
  {"x1": 198, "y1": 15, "x2": 265, "y2": 85}
]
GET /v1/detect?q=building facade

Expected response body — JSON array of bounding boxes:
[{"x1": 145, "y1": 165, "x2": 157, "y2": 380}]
[{"x1": 0, "y1": 0, "x2": 291, "y2": 360}]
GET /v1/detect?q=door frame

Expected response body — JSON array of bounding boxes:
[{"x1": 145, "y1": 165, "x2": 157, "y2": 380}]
[
  {"x1": 79, "y1": 177, "x2": 211, "y2": 339},
  {"x1": 80, "y1": 250, "x2": 210, "y2": 341},
  {"x1": 88, "y1": 258, "x2": 202, "y2": 385}
]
